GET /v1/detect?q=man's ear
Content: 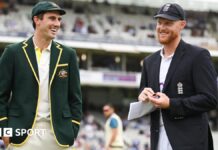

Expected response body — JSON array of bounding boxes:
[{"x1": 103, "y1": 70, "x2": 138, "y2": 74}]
[
  {"x1": 33, "y1": 16, "x2": 40, "y2": 27},
  {"x1": 180, "y1": 20, "x2": 186, "y2": 30}
]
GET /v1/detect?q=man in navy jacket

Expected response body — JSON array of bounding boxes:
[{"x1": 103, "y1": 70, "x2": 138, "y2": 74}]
[{"x1": 138, "y1": 3, "x2": 218, "y2": 150}]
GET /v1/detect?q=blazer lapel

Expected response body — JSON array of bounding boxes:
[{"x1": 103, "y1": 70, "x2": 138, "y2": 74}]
[
  {"x1": 22, "y1": 37, "x2": 39, "y2": 84},
  {"x1": 151, "y1": 53, "x2": 161, "y2": 92},
  {"x1": 162, "y1": 40, "x2": 185, "y2": 92},
  {"x1": 49, "y1": 41, "x2": 63, "y2": 85}
]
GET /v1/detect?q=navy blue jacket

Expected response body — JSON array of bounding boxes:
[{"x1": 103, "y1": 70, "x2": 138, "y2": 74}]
[{"x1": 140, "y1": 40, "x2": 218, "y2": 150}]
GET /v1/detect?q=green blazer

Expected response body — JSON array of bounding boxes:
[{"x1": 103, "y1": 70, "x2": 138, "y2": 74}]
[{"x1": 0, "y1": 37, "x2": 82, "y2": 148}]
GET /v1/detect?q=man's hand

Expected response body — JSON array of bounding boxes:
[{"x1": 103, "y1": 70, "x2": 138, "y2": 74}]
[
  {"x1": 2, "y1": 137, "x2": 10, "y2": 147},
  {"x1": 148, "y1": 92, "x2": 170, "y2": 109},
  {"x1": 138, "y1": 88, "x2": 155, "y2": 102},
  {"x1": 105, "y1": 146, "x2": 111, "y2": 150}
]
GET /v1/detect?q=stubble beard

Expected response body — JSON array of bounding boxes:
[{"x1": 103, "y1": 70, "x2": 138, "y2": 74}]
[{"x1": 158, "y1": 32, "x2": 178, "y2": 45}]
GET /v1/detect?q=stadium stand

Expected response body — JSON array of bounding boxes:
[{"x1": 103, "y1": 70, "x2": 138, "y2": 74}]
[{"x1": 1, "y1": 2, "x2": 218, "y2": 49}]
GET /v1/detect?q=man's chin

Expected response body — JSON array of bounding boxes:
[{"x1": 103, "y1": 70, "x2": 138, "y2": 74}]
[
  {"x1": 49, "y1": 33, "x2": 57, "y2": 39},
  {"x1": 49, "y1": 35, "x2": 56, "y2": 40},
  {"x1": 159, "y1": 40, "x2": 169, "y2": 45}
]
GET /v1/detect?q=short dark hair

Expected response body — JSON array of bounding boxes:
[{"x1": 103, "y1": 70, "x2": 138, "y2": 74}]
[
  {"x1": 32, "y1": 12, "x2": 45, "y2": 29},
  {"x1": 104, "y1": 103, "x2": 115, "y2": 110}
]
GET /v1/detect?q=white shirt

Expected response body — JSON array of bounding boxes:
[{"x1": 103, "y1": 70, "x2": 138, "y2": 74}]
[
  {"x1": 157, "y1": 49, "x2": 174, "y2": 150},
  {"x1": 33, "y1": 40, "x2": 51, "y2": 121}
]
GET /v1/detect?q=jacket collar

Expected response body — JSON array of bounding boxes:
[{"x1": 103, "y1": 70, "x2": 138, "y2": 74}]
[
  {"x1": 151, "y1": 53, "x2": 161, "y2": 92},
  {"x1": 22, "y1": 37, "x2": 63, "y2": 85}
]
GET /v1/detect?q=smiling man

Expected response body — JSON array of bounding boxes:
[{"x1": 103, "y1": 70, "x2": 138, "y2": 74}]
[
  {"x1": 138, "y1": 3, "x2": 218, "y2": 150},
  {"x1": 0, "y1": 1, "x2": 82, "y2": 150}
]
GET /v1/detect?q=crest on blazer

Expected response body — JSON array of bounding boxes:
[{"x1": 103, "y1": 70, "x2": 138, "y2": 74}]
[
  {"x1": 58, "y1": 69, "x2": 68, "y2": 78},
  {"x1": 177, "y1": 82, "x2": 183, "y2": 94}
]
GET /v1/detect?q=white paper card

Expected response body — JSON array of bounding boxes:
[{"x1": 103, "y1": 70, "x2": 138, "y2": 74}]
[{"x1": 127, "y1": 101, "x2": 155, "y2": 120}]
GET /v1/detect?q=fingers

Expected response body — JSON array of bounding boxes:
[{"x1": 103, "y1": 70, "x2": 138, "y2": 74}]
[
  {"x1": 148, "y1": 92, "x2": 170, "y2": 109},
  {"x1": 138, "y1": 93, "x2": 148, "y2": 102},
  {"x1": 138, "y1": 88, "x2": 155, "y2": 102},
  {"x1": 155, "y1": 92, "x2": 163, "y2": 96},
  {"x1": 148, "y1": 95, "x2": 161, "y2": 105},
  {"x1": 138, "y1": 89, "x2": 170, "y2": 109},
  {"x1": 144, "y1": 88, "x2": 155, "y2": 95},
  {"x1": 2, "y1": 137, "x2": 10, "y2": 147}
]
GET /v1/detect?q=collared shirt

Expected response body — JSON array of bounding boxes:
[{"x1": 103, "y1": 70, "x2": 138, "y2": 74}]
[
  {"x1": 157, "y1": 49, "x2": 174, "y2": 150},
  {"x1": 33, "y1": 39, "x2": 52, "y2": 121},
  {"x1": 159, "y1": 49, "x2": 174, "y2": 93}
]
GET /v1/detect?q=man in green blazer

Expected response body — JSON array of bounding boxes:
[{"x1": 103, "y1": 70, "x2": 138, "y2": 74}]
[{"x1": 0, "y1": 1, "x2": 82, "y2": 149}]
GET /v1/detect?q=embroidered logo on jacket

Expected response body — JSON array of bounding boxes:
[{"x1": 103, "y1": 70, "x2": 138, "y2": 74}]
[
  {"x1": 58, "y1": 69, "x2": 68, "y2": 78},
  {"x1": 177, "y1": 82, "x2": 183, "y2": 94}
]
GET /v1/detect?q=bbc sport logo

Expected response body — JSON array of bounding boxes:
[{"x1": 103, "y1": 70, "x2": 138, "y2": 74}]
[
  {"x1": 0, "y1": 128, "x2": 46, "y2": 137},
  {"x1": 0, "y1": 128, "x2": 12, "y2": 137}
]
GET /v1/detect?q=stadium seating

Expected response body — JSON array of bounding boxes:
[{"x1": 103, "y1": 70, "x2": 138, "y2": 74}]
[{"x1": 0, "y1": 3, "x2": 218, "y2": 50}]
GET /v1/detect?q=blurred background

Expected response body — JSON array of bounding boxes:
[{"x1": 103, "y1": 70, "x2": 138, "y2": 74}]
[{"x1": 0, "y1": 0, "x2": 218, "y2": 149}]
